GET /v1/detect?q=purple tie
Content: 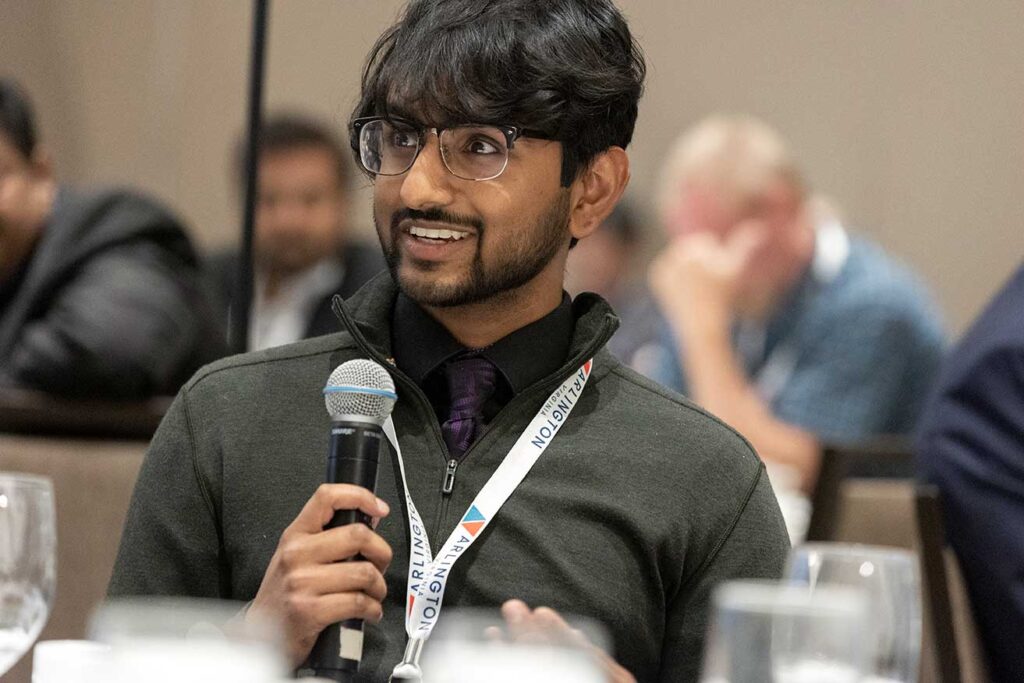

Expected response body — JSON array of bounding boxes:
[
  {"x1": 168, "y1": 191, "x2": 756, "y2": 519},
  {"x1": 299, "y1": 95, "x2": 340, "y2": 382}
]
[{"x1": 442, "y1": 355, "x2": 498, "y2": 458}]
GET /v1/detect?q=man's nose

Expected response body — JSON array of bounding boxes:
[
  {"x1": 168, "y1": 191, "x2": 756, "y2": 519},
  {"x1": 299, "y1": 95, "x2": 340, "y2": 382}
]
[{"x1": 399, "y1": 134, "x2": 455, "y2": 211}]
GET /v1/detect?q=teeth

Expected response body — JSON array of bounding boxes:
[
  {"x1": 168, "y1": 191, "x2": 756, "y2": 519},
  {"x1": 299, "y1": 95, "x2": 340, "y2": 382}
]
[{"x1": 409, "y1": 226, "x2": 470, "y2": 240}]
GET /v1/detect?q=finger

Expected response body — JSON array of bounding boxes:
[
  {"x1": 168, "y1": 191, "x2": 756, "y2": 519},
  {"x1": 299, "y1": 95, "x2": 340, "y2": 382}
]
[
  {"x1": 483, "y1": 625, "x2": 505, "y2": 642},
  {"x1": 303, "y1": 523, "x2": 394, "y2": 571},
  {"x1": 306, "y1": 591, "x2": 385, "y2": 629},
  {"x1": 532, "y1": 606, "x2": 570, "y2": 630},
  {"x1": 501, "y1": 599, "x2": 532, "y2": 640},
  {"x1": 531, "y1": 609, "x2": 633, "y2": 681},
  {"x1": 502, "y1": 600, "x2": 572, "y2": 646},
  {"x1": 529, "y1": 607, "x2": 588, "y2": 648},
  {"x1": 289, "y1": 561, "x2": 388, "y2": 602},
  {"x1": 291, "y1": 484, "x2": 390, "y2": 534},
  {"x1": 501, "y1": 599, "x2": 530, "y2": 624}
]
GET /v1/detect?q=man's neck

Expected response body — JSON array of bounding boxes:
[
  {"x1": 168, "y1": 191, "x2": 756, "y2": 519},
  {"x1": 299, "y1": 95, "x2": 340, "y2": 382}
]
[{"x1": 422, "y1": 285, "x2": 564, "y2": 349}]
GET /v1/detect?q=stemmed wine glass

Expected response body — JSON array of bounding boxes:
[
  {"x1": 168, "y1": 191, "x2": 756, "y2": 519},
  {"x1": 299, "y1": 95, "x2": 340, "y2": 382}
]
[
  {"x1": 0, "y1": 472, "x2": 56, "y2": 676},
  {"x1": 785, "y1": 543, "x2": 921, "y2": 683}
]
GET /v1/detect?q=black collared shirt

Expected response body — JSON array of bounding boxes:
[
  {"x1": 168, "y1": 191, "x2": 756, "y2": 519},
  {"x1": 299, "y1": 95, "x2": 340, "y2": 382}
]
[{"x1": 391, "y1": 292, "x2": 574, "y2": 428}]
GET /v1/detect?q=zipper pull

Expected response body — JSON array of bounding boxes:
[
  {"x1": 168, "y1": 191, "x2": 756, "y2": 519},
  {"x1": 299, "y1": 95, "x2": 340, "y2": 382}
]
[{"x1": 441, "y1": 458, "x2": 458, "y2": 495}]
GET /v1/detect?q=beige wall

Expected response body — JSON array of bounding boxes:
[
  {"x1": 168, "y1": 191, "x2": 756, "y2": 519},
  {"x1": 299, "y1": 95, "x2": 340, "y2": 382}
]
[{"x1": 1, "y1": 0, "x2": 1021, "y2": 334}]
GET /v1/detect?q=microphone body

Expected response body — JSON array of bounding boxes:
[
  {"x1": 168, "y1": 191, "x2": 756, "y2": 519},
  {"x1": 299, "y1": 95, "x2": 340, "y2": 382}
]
[{"x1": 309, "y1": 419, "x2": 385, "y2": 680}]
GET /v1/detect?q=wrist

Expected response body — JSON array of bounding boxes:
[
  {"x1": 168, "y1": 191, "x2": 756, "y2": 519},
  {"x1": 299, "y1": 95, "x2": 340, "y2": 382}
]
[{"x1": 677, "y1": 299, "x2": 732, "y2": 342}]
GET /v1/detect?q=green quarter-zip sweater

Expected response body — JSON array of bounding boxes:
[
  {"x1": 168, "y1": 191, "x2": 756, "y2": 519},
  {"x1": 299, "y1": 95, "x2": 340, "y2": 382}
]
[{"x1": 109, "y1": 272, "x2": 789, "y2": 682}]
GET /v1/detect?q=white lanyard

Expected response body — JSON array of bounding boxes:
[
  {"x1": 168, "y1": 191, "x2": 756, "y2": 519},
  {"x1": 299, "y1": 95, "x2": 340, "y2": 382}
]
[{"x1": 385, "y1": 359, "x2": 594, "y2": 679}]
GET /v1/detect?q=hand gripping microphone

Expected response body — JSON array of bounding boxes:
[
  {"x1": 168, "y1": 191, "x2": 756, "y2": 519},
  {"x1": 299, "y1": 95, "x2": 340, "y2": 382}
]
[{"x1": 309, "y1": 359, "x2": 397, "y2": 681}]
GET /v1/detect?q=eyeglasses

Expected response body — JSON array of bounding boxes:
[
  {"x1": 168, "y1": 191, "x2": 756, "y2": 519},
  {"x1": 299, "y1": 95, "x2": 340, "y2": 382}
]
[{"x1": 352, "y1": 117, "x2": 545, "y2": 181}]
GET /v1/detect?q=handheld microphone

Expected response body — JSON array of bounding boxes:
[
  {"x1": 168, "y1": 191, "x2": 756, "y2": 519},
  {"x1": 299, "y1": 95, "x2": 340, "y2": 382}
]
[{"x1": 309, "y1": 359, "x2": 397, "y2": 681}]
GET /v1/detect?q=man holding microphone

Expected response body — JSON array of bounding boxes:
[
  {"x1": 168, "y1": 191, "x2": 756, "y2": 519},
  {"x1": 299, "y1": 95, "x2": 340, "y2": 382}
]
[{"x1": 110, "y1": 1, "x2": 789, "y2": 680}]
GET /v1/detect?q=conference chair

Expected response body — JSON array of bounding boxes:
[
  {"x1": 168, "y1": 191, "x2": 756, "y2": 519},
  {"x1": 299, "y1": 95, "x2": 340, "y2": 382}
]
[
  {"x1": 915, "y1": 486, "x2": 988, "y2": 683},
  {"x1": 806, "y1": 438, "x2": 916, "y2": 543},
  {"x1": 803, "y1": 441, "x2": 987, "y2": 683}
]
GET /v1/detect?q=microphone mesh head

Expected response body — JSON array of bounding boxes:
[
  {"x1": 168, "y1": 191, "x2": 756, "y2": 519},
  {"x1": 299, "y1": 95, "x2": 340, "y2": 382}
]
[{"x1": 324, "y1": 359, "x2": 397, "y2": 422}]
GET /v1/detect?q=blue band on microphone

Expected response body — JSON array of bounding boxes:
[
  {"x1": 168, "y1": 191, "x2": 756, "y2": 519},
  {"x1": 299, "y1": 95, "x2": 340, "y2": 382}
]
[{"x1": 324, "y1": 385, "x2": 398, "y2": 400}]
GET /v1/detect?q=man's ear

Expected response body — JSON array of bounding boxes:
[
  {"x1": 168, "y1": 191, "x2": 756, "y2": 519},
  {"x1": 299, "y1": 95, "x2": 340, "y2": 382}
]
[{"x1": 567, "y1": 147, "x2": 630, "y2": 242}]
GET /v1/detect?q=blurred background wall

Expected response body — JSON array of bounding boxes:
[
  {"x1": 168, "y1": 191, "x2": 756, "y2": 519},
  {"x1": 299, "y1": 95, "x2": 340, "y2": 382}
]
[{"x1": 1, "y1": 0, "x2": 1020, "y2": 335}]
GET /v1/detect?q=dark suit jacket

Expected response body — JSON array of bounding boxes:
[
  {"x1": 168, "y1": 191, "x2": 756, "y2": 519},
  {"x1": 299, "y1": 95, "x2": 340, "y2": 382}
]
[
  {"x1": 204, "y1": 241, "x2": 385, "y2": 343},
  {"x1": 916, "y1": 264, "x2": 1024, "y2": 682},
  {"x1": 0, "y1": 187, "x2": 225, "y2": 399}
]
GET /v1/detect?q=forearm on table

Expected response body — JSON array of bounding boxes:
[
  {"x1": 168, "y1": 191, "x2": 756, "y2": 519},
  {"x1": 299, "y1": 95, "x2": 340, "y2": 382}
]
[{"x1": 675, "y1": 318, "x2": 820, "y2": 491}]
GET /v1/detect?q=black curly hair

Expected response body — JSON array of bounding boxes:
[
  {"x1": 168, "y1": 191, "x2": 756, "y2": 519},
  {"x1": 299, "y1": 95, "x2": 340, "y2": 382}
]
[{"x1": 349, "y1": 0, "x2": 645, "y2": 187}]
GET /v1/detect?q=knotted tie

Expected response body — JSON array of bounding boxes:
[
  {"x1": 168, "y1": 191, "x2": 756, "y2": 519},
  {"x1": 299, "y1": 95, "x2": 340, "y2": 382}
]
[{"x1": 441, "y1": 355, "x2": 498, "y2": 459}]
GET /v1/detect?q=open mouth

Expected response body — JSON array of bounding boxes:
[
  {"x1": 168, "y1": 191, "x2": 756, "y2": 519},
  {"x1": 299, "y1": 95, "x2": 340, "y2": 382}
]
[{"x1": 408, "y1": 225, "x2": 472, "y2": 242}]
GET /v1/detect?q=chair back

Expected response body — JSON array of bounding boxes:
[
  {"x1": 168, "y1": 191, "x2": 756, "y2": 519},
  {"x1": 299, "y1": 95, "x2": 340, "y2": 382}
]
[
  {"x1": 915, "y1": 486, "x2": 988, "y2": 683},
  {"x1": 806, "y1": 438, "x2": 915, "y2": 542},
  {"x1": 0, "y1": 433, "x2": 148, "y2": 682},
  {"x1": 803, "y1": 440, "x2": 989, "y2": 683}
]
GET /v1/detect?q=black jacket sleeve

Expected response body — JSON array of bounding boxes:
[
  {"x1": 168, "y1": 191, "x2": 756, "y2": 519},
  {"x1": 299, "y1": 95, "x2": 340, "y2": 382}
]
[
  {"x1": 108, "y1": 388, "x2": 226, "y2": 596},
  {"x1": 5, "y1": 240, "x2": 214, "y2": 398}
]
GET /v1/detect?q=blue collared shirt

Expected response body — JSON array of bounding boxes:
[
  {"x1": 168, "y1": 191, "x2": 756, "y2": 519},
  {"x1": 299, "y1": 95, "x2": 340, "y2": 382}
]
[{"x1": 637, "y1": 229, "x2": 946, "y2": 442}]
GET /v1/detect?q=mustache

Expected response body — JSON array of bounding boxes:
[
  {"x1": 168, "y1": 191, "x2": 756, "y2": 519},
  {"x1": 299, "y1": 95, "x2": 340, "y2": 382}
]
[{"x1": 390, "y1": 207, "x2": 484, "y2": 233}]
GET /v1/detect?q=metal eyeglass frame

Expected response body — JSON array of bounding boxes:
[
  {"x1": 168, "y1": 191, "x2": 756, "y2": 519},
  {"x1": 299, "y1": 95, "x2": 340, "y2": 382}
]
[{"x1": 351, "y1": 116, "x2": 550, "y2": 181}]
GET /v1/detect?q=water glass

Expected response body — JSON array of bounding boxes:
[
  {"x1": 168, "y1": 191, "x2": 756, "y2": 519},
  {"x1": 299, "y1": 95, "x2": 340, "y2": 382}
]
[
  {"x1": 700, "y1": 580, "x2": 870, "y2": 683},
  {"x1": 785, "y1": 543, "x2": 921, "y2": 682},
  {"x1": 0, "y1": 473, "x2": 56, "y2": 676},
  {"x1": 32, "y1": 639, "x2": 110, "y2": 682},
  {"x1": 89, "y1": 597, "x2": 287, "y2": 683},
  {"x1": 420, "y1": 608, "x2": 607, "y2": 683}
]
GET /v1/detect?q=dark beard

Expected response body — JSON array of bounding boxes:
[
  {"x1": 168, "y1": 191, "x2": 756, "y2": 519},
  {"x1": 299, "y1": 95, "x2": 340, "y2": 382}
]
[{"x1": 376, "y1": 191, "x2": 571, "y2": 307}]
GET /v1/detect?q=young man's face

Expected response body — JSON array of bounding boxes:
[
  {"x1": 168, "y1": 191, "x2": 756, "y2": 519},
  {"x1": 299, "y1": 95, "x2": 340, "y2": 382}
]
[
  {"x1": 255, "y1": 146, "x2": 347, "y2": 278},
  {"x1": 371, "y1": 120, "x2": 571, "y2": 308}
]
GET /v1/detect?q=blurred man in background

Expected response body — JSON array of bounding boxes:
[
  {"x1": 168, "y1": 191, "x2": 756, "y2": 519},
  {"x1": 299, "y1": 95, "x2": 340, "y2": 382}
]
[
  {"x1": 0, "y1": 78, "x2": 222, "y2": 400},
  {"x1": 639, "y1": 115, "x2": 945, "y2": 490},
  {"x1": 565, "y1": 201, "x2": 641, "y2": 306},
  {"x1": 206, "y1": 113, "x2": 384, "y2": 351},
  {"x1": 917, "y1": 263, "x2": 1024, "y2": 682},
  {"x1": 565, "y1": 201, "x2": 665, "y2": 364}
]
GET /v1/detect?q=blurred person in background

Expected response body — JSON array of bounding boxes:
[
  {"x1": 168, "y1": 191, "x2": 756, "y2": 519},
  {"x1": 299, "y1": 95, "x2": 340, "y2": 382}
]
[
  {"x1": 565, "y1": 200, "x2": 640, "y2": 306},
  {"x1": 565, "y1": 201, "x2": 664, "y2": 364},
  {"x1": 0, "y1": 78, "x2": 223, "y2": 400},
  {"x1": 639, "y1": 115, "x2": 945, "y2": 490},
  {"x1": 206, "y1": 113, "x2": 384, "y2": 352},
  {"x1": 916, "y1": 263, "x2": 1024, "y2": 683}
]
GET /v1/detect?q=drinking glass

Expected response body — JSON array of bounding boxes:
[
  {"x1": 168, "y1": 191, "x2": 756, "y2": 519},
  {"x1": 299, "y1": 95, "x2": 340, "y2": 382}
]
[
  {"x1": 785, "y1": 543, "x2": 921, "y2": 683},
  {"x1": 0, "y1": 473, "x2": 56, "y2": 676},
  {"x1": 32, "y1": 639, "x2": 111, "y2": 683},
  {"x1": 420, "y1": 608, "x2": 608, "y2": 683},
  {"x1": 89, "y1": 597, "x2": 288, "y2": 683},
  {"x1": 700, "y1": 580, "x2": 870, "y2": 683}
]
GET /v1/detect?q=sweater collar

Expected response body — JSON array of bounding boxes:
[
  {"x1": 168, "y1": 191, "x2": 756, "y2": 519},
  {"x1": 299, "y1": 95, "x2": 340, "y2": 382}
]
[
  {"x1": 390, "y1": 291, "x2": 574, "y2": 395},
  {"x1": 331, "y1": 272, "x2": 620, "y2": 389}
]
